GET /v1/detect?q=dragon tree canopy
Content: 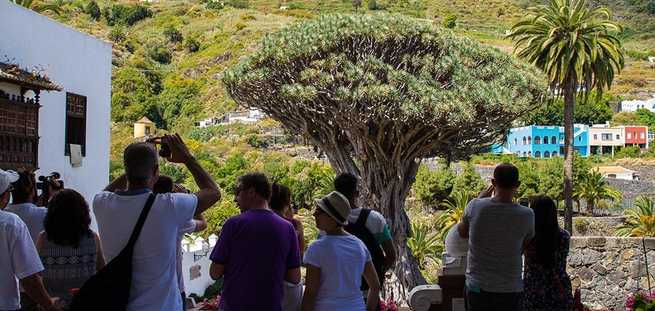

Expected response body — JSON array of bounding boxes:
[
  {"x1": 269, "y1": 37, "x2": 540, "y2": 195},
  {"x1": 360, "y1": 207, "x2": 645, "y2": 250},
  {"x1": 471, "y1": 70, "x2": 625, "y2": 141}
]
[{"x1": 223, "y1": 13, "x2": 547, "y2": 162}]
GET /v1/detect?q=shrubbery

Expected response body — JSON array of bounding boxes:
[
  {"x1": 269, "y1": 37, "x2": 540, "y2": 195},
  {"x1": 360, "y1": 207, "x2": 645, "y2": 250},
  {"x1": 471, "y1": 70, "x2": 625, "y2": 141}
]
[
  {"x1": 442, "y1": 14, "x2": 457, "y2": 29},
  {"x1": 147, "y1": 42, "x2": 172, "y2": 64},
  {"x1": 104, "y1": 4, "x2": 152, "y2": 26},
  {"x1": 163, "y1": 26, "x2": 183, "y2": 43},
  {"x1": 85, "y1": 0, "x2": 101, "y2": 20},
  {"x1": 108, "y1": 26, "x2": 126, "y2": 43}
]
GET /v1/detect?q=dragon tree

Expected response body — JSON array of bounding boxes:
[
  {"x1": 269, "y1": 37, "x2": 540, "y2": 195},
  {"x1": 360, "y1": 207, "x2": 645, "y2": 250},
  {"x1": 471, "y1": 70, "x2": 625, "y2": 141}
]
[{"x1": 223, "y1": 14, "x2": 547, "y2": 297}]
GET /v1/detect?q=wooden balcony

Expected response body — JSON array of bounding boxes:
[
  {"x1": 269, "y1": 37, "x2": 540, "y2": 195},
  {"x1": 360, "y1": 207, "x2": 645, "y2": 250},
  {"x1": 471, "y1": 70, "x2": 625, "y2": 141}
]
[{"x1": 0, "y1": 94, "x2": 40, "y2": 170}]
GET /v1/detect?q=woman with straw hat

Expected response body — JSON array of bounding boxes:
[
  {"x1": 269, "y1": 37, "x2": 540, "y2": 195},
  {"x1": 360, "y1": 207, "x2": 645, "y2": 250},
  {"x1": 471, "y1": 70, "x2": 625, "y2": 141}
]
[{"x1": 301, "y1": 191, "x2": 380, "y2": 311}]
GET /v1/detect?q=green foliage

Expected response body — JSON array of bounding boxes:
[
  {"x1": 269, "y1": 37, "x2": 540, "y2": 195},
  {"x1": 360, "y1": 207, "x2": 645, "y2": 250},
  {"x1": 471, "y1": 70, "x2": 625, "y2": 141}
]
[
  {"x1": 352, "y1": 0, "x2": 362, "y2": 11},
  {"x1": 163, "y1": 26, "x2": 183, "y2": 43},
  {"x1": 226, "y1": 0, "x2": 249, "y2": 9},
  {"x1": 442, "y1": 14, "x2": 457, "y2": 29},
  {"x1": 111, "y1": 66, "x2": 163, "y2": 124},
  {"x1": 12, "y1": 0, "x2": 61, "y2": 14},
  {"x1": 616, "y1": 196, "x2": 655, "y2": 237},
  {"x1": 520, "y1": 91, "x2": 615, "y2": 126},
  {"x1": 202, "y1": 199, "x2": 240, "y2": 239},
  {"x1": 85, "y1": 0, "x2": 101, "y2": 20},
  {"x1": 104, "y1": 4, "x2": 152, "y2": 26},
  {"x1": 573, "y1": 218, "x2": 590, "y2": 234},
  {"x1": 246, "y1": 134, "x2": 268, "y2": 148},
  {"x1": 281, "y1": 160, "x2": 334, "y2": 210},
  {"x1": 215, "y1": 153, "x2": 251, "y2": 195},
  {"x1": 616, "y1": 145, "x2": 642, "y2": 158},
  {"x1": 224, "y1": 14, "x2": 547, "y2": 163},
  {"x1": 635, "y1": 109, "x2": 655, "y2": 127},
  {"x1": 108, "y1": 26, "x2": 126, "y2": 43},
  {"x1": 184, "y1": 35, "x2": 201, "y2": 53},
  {"x1": 206, "y1": 1, "x2": 224, "y2": 10},
  {"x1": 453, "y1": 162, "x2": 485, "y2": 197},
  {"x1": 573, "y1": 169, "x2": 622, "y2": 215},
  {"x1": 158, "y1": 78, "x2": 201, "y2": 128},
  {"x1": 146, "y1": 42, "x2": 172, "y2": 64},
  {"x1": 160, "y1": 163, "x2": 189, "y2": 183},
  {"x1": 612, "y1": 112, "x2": 641, "y2": 126},
  {"x1": 407, "y1": 223, "x2": 442, "y2": 270},
  {"x1": 368, "y1": 0, "x2": 380, "y2": 10},
  {"x1": 436, "y1": 190, "x2": 470, "y2": 239},
  {"x1": 413, "y1": 163, "x2": 455, "y2": 207}
]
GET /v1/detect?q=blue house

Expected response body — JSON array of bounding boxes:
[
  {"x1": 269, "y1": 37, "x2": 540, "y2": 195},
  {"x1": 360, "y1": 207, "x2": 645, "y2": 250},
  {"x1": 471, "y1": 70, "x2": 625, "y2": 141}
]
[{"x1": 499, "y1": 124, "x2": 590, "y2": 158}]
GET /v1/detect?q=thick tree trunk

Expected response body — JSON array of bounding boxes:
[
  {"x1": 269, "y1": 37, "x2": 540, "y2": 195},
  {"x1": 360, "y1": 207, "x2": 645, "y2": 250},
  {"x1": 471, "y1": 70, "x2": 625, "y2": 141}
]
[
  {"x1": 322, "y1": 145, "x2": 426, "y2": 304},
  {"x1": 563, "y1": 80, "x2": 576, "y2": 234}
]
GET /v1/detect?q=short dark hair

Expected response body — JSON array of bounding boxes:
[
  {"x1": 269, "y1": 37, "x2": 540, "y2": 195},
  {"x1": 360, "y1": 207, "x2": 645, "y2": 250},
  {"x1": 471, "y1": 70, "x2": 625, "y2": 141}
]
[
  {"x1": 334, "y1": 173, "x2": 358, "y2": 200},
  {"x1": 237, "y1": 173, "x2": 271, "y2": 200},
  {"x1": 124, "y1": 142, "x2": 158, "y2": 183},
  {"x1": 493, "y1": 163, "x2": 520, "y2": 189},
  {"x1": 270, "y1": 183, "x2": 291, "y2": 212},
  {"x1": 153, "y1": 175, "x2": 174, "y2": 194},
  {"x1": 11, "y1": 170, "x2": 34, "y2": 202},
  {"x1": 44, "y1": 189, "x2": 92, "y2": 248}
]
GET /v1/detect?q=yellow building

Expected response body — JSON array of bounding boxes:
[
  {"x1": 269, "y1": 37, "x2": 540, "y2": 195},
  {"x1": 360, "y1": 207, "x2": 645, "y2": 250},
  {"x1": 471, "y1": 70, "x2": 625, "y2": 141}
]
[{"x1": 134, "y1": 116, "x2": 155, "y2": 138}]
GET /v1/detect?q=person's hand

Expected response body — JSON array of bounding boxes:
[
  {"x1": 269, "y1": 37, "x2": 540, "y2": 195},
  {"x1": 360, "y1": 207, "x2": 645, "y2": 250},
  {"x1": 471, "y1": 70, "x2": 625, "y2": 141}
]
[
  {"x1": 162, "y1": 134, "x2": 195, "y2": 164},
  {"x1": 40, "y1": 297, "x2": 62, "y2": 311},
  {"x1": 478, "y1": 184, "x2": 494, "y2": 198}
]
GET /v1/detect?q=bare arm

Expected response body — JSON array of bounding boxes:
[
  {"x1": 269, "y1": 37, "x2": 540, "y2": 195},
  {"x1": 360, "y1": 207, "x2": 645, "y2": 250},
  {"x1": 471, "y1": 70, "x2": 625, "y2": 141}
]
[
  {"x1": 296, "y1": 220, "x2": 306, "y2": 257},
  {"x1": 285, "y1": 267, "x2": 301, "y2": 284},
  {"x1": 301, "y1": 264, "x2": 321, "y2": 311},
  {"x1": 363, "y1": 261, "x2": 381, "y2": 311},
  {"x1": 163, "y1": 134, "x2": 221, "y2": 215},
  {"x1": 36, "y1": 232, "x2": 45, "y2": 252},
  {"x1": 381, "y1": 238, "x2": 397, "y2": 272},
  {"x1": 94, "y1": 232, "x2": 106, "y2": 271},
  {"x1": 20, "y1": 273, "x2": 60, "y2": 311},
  {"x1": 209, "y1": 262, "x2": 225, "y2": 280},
  {"x1": 457, "y1": 221, "x2": 469, "y2": 239},
  {"x1": 192, "y1": 214, "x2": 208, "y2": 232},
  {"x1": 103, "y1": 174, "x2": 127, "y2": 192}
]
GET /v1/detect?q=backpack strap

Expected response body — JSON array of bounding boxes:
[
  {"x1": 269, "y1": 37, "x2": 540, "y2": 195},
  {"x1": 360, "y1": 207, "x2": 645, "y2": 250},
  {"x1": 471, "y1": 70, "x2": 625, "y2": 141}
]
[
  {"x1": 125, "y1": 193, "x2": 156, "y2": 251},
  {"x1": 356, "y1": 208, "x2": 372, "y2": 227}
]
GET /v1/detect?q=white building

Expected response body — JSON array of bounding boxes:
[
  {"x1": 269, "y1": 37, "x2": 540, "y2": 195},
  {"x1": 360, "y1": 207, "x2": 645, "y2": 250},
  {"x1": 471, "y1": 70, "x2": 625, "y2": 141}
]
[
  {"x1": 0, "y1": 2, "x2": 112, "y2": 210},
  {"x1": 196, "y1": 108, "x2": 267, "y2": 127},
  {"x1": 596, "y1": 166, "x2": 639, "y2": 181},
  {"x1": 620, "y1": 94, "x2": 655, "y2": 112}
]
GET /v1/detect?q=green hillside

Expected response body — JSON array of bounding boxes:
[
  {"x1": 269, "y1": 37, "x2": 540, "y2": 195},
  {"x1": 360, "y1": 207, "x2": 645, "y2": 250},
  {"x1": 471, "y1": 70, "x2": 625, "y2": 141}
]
[{"x1": 34, "y1": 0, "x2": 655, "y2": 133}]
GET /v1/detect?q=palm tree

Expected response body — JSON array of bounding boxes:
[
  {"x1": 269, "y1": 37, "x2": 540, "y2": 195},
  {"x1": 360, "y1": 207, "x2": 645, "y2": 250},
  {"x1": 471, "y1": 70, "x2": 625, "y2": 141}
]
[
  {"x1": 508, "y1": 0, "x2": 624, "y2": 233},
  {"x1": 12, "y1": 0, "x2": 62, "y2": 15},
  {"x1": 616, "y1": 196, "x2": 655, "y2": 237},
  {"x1": 573, "y1": 170, "x2": 621, "y2": 215},
  {"x1": 436, "y1": 191, "x2": 470, "y2": 239},
  {"x1": 407, "y1": 223, "x2": 443, "y2": 270}
]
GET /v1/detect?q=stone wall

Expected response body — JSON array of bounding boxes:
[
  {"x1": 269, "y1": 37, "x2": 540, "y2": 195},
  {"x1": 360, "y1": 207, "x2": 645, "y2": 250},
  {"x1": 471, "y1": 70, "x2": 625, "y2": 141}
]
[
  {"x1": 569, "y1": 237, "x2": 655, "y2": 310},
  {"x1": 559, "y1": 217, "x2": 625, "y2": 236}
]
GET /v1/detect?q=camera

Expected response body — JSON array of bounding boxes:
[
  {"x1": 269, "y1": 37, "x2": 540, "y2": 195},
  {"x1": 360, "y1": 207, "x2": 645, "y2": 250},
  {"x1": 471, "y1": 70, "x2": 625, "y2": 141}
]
[
  {"x1": 36, "y1": 172, "x2": 64, "y2": 190},
  {"x1": 145, "y1": 136, "x2": 171, "y2": 158}
]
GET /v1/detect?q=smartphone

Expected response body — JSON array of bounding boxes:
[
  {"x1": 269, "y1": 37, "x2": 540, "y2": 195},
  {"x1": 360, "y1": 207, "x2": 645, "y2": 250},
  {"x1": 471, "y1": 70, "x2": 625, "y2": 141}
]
[{"x1": 146, "y1": 136, "x2": 171, "y2": 158}]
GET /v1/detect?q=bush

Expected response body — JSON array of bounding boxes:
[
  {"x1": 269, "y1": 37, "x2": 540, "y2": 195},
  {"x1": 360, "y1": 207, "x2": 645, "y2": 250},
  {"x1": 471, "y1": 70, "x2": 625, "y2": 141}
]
[
  {"x1": 206, "y1": 0, "x2": 224, "y2": 10},
  {"x1": 616, "y1": 145, "x2": 641, "y2": 158},
  {"x1": 147, "y1": 42, "x2": 172, "y2": 64},
  {"x1": 108, "y1": 26, "x2": 126, "y2": 43},
  {"x1": 184, "y1": 36, "x2": 200, "y2": 52},
  {"x1": 573, "y1": 218, "x2": 590, "y2": 234},
  {"x1": 226, "y1": 0, "x2": 249, "y2": 9},
  {"x1": 413, "y1": 163, "x2": 455, "y2": 207},
  {"x1": 235, "y1": 22, "x2": 247, "y2": 31},
  {"x1": 85, "y1": 0, "x2": 101, "y2": 20},
  {"x1": 368, "y1": 0, "x2": 379, "y2": 10},
  {"x1": 105, "y1": 4, "x2": 152, "y2": 26},
  {"x1": 163, "y1": 26, "x2": 183, "y2": 43},
  {"x1": 442, "y1": 14, "x2": 457, "y2": 29}
]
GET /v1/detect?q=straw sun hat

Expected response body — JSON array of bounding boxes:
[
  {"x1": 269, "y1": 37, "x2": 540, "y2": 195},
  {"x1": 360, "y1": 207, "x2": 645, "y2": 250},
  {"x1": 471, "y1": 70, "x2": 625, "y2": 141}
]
[{"x1": 315, "y1": 191, "x2": 351, "y2": 226}]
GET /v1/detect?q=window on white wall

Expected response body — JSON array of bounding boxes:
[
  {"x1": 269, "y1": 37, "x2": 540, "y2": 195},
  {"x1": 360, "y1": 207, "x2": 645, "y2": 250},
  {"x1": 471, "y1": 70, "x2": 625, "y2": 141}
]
[{"x1": 65, "y1": 93, "x2": 87, "y2": 156}]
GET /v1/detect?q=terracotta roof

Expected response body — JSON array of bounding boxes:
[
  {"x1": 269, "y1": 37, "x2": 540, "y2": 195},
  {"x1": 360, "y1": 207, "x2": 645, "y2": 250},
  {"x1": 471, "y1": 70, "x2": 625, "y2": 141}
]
[
  {"x1": 0, "y1": 62, "x2": 62, "y2": 91},
  {"x1": 595, "y1": 166, "x2": 635, "y2": 174},
  {"x1": 136, "y1": 116, "x2": 154, "y2": 124}
]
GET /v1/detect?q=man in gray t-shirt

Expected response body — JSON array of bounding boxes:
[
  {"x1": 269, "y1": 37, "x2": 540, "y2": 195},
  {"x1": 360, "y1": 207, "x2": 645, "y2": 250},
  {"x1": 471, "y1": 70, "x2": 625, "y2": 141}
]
[{"x1": 457, "y1": 163, "x2": 534, "y2": 311}]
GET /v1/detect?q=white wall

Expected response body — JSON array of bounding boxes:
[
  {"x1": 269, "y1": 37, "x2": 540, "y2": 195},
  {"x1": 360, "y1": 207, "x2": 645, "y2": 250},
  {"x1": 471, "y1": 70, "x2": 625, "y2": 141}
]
[{"x1": 0, "y1": 2, "x2": 112, "y2": 220}]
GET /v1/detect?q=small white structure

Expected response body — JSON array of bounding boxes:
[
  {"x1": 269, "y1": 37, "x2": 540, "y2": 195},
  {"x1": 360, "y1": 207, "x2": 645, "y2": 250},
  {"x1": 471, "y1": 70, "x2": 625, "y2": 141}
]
[
  {"x1": 596, "y1": 166, "x2": 639, "y2": 181},
  {"x1": 134, "y1": 116, "x2": 156, "y2": 138},
  {"x1": 196, "y1": 109, "x2": 267, "y2": 127},
  {"x1": 0, "y1": 2, "x2": 112, "y2": 210},
  {"x1": 589, "y1": 123, "x2": 624, "y2": 157},
  {"x1": 620, "y1": 94, "x2": 655, "y2": 113}
]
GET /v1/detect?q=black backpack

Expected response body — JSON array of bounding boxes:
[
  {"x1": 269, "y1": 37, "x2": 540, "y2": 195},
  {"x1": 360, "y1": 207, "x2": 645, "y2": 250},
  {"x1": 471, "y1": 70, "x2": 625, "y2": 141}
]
[
  {"x1": 344, "y1": 208, "x2": 386, "y2": 290},
  {"x1": 69, "y1": 193, "x2": 156, "y2": 311}
]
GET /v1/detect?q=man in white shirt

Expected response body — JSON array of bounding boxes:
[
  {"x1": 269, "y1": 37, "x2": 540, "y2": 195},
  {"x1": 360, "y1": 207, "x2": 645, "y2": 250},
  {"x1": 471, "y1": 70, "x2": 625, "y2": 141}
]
[
  {"x1": 0, "y1": 169, "x2": 60, "y2": 311},
  {"x1": 93, "y1": 134, "x2": 220, "y2": 311},
  {"x1": 4, "y1": 170, "x2": 47, "y2": 244},
  {"x1": 457, "y1": 163, "x2": 535, "y2": 311}
]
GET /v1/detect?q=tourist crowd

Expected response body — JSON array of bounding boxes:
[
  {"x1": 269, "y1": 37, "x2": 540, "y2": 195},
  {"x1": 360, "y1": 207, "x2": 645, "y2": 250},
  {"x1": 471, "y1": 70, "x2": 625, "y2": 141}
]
[{"x1": 0, "y1": 134, "x2": 574, "y2": 311}]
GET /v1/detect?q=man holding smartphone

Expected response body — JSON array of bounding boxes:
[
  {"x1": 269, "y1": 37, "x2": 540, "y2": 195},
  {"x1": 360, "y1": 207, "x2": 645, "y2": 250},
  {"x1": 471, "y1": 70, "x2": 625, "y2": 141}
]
[
  {"x1": 457, "y1": 163, "x2": 535, "y2": 311},
  {"x1": 94, "y1": 134, "x2": 220, "y2": 311}
]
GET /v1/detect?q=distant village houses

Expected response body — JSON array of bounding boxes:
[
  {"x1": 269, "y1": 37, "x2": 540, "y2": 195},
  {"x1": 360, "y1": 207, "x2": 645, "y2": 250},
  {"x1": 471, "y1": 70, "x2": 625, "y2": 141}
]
[
  {"x1": 619, "y1": 94, "x2": 655, "y2": 113},
  {"x1": 195, "y1": 108, "x2": 266, "y2": 127}
]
